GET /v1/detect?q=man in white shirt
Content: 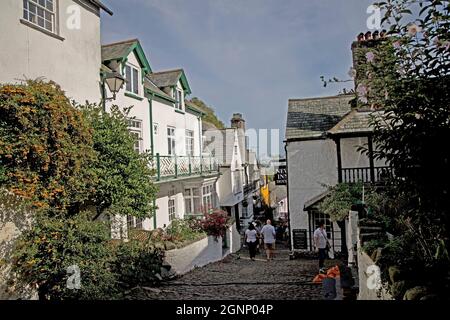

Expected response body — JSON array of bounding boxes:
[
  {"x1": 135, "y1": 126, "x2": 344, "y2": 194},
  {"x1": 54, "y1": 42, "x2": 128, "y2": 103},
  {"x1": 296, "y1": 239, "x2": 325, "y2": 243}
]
[
  {"x1": 261, "y1": 219, "x2": 276, "y2": 261},
  {"x1": 314, "y1": 221, "x2": 329, "y2": 273}
]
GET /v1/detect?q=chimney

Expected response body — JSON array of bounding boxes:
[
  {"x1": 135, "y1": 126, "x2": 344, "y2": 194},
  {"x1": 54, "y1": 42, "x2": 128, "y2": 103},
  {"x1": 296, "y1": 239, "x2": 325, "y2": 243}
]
[
  {"x1": 231, "y1": 113, "x2": 246, "y2": 130},
  {"x1": 351, "y1": 29, "x2": 388, "y2": 86}
]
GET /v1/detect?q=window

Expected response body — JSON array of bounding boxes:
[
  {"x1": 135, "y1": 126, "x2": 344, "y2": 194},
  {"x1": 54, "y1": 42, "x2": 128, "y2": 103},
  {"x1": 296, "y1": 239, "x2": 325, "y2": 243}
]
[
  {"x1": 202, "y1": 184, "x2": 216, "y2": 212},
  {"x1": 168, "y1": 199, "x2": 176, "y2": 221},
  {"x1": 167, "y1": 127, "x2": 176, "y2": 155},
  {"x1": 127, "y1": 216, "x2": 143, "y2": 230},
  {"x1": 185, "y1": 130, "x2": 194, "y2": 157},
  {"x1": 23, "y1": 0, "x2": 56, "y2": 33},
  {"x1": 173, "y1": 89, "x2": 183, "y2": 110},
  {"x1": 184, "y1": 187, "x2": 201, "y2": 215},
  {"x1": 128, "y1": 119, "x2": 143, "y2": 153},
  {"x1": 125, "y1": 65, "x2": 140, "y2": 95}
]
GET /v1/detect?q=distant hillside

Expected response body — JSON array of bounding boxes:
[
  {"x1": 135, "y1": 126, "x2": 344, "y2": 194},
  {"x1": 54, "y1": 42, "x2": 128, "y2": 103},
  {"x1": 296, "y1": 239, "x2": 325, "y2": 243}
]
[{"x1": 189, "y1": 97, "x2": 225, "y2": 129}]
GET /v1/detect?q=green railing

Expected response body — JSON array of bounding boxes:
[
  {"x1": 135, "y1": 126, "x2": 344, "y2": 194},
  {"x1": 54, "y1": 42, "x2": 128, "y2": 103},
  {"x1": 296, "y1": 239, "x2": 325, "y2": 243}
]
[{"x1": 151, "y1": 154, "x2": 219, "y2": 181}]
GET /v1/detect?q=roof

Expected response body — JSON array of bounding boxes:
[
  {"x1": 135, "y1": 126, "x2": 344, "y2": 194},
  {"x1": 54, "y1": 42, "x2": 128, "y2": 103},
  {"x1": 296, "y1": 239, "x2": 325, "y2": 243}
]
[
  {"x1": 144, "y1": 77, "x2": 175, "y2": 102},
  {"x1": 304, "y1": 190, "x2": 331, "y2": 211},
  {"x1": 88, "y1": 0, "x2": 113, "y2": 15},
  {"x1": 328, "y1": 109, "x2": 383, "y2": 135},
  {"x1": 286, "y1": 95, "x2": 353, "y2": 140},
  {"x1": 102, "y1": 39, "x2": 152, "y2": 74},
  {"x1": 148, "y1": 69, "x2": 192, "y2": 95}
]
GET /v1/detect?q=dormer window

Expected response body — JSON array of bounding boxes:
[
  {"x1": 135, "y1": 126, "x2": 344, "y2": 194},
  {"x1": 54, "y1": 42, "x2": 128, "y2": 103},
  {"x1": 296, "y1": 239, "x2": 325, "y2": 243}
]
[
  {"x1": 125, "y1": 64, "x2": 140, "y2": 95},
  {"x1": 173, "y1": 89, "x2": 183, "y2": 110},
  {"x1": 23, "y1": 0, "x2": 56, "y2": 33}
]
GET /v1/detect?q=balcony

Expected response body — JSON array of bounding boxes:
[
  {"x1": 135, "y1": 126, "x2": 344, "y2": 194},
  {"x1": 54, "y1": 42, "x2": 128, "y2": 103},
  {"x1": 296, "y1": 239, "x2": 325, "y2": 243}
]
[
  {"x1": 341, "y1": 166, "x2": 392, "y2": 184},
  {"x1": 152, "y1": 154, "x2": 219, "y2": 182}
]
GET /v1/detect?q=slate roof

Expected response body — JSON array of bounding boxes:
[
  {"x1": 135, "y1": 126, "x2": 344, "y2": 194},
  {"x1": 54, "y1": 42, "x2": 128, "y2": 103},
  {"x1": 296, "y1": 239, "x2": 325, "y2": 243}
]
[
  {"x1": 286, "y1": 95, "x2": 353, "y2": 140},
  {"x1": 101, "y1": 39, "x2": 139, "y2": 62},
  {"x1": 147, "y1": 69, "x2": 184, "y2": 88},
  {"x1": 143, "y1": 77, "x2": 174, "y2": 101},
  {"x1": 328, "y1": 110, "x2": 383, "y2": 135}
]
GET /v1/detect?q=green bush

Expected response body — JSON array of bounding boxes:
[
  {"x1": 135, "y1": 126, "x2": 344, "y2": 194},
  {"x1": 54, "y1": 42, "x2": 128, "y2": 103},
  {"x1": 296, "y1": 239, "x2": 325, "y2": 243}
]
[
  {"x1": 112, "y1": 240, "x2": 164, "y2": 290},
  {"x1": 12, "y1": 212, "x2": 119, "y2": 300},
  {"x1": 166, "y1": 218, "x2": 206, "y2": 243},
  {"x1": 0, "y1": 80, "x2": 96, "y2": 212}
]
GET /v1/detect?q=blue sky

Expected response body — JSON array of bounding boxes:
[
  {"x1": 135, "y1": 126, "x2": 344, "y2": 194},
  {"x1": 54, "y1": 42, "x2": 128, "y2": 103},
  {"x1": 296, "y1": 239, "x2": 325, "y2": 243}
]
[{"x1": 101, "y1": 0, "x2": 375, "y2": 156}]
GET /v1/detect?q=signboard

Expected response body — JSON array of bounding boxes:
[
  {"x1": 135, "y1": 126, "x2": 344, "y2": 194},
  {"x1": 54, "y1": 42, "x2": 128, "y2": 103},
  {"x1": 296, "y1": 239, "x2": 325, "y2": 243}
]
[
  {"x1": 292, "y1": 229, "x2": 308, "y2": 250},
  {"x1": 275, "y1": 166, "x2": 287, "y2": 185}
]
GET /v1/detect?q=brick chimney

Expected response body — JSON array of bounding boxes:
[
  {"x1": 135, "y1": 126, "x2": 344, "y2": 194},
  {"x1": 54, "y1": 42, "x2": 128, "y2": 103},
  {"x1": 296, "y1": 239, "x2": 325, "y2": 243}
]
[{"x1": 231, "y1": 113, "x2": 245, "y2": 130}]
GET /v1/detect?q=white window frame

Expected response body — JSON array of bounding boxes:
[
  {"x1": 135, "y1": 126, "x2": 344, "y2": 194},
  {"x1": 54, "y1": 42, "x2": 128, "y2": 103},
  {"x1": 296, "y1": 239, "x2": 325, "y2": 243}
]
[
  {"x1": 127, "y1": 215, "x2": 143, "y2": 230},
  {"x1": 202, "y1": 184, "x2": 216, "y2": 212},
  {"x1": 167, "y1": 126, "x2": 176, "y2": 155},
  {"x1": 23, "y1": 0, "x2": 57, "y2": 34},
  {"x1": 125, "y1": 64, "x2": 140, "y2": 95},
  {"x1": 173, "y1": 88, "x2": 183, "y2": 110},
  {"x1": 128, "y1": 119, "x2": 143, "y2": 153},
  {"x1": 184, "y1": 187, "x2": 201, "y2": 215},
  {"x1": 185, "y1": 130, "x2": 194, "y2": 157},
  {"x1": 168, "y1": 198, "x2": 176, "y2": 222}
]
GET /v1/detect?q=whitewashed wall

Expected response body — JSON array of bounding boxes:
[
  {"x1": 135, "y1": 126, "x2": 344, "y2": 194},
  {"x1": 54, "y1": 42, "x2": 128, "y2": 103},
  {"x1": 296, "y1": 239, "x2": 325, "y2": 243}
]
[
  {"x1": 287, "y1": 139, "x2": 339, "y2": 251},
  {"x1": 0, "y1": 0, "x2": 102, "y2": 104},
  {"x1": 164, "y1": 236, "x2": 223, "y2": 275}
]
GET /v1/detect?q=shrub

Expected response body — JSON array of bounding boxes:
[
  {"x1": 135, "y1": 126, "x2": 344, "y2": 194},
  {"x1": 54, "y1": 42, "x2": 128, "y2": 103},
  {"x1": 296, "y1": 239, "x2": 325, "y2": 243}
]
[
  {"x1": 198, "y1": 209, "x2": 232, "y2": 239},
  {"x1": 12, "y1": 212, "x2": 119, "y2": 300},
  {"x1": 0, "y1": 80, "x2": 96, "y2": 212},
  {"x1": 318, "y1": 183, "x2": 364, "y2": 221},
  {"x1": 112, "y1": 240, "x2": 164, "y2": 290},
  {"x1": 166, "y1": 218, "x2": 206, "y2": 243}
]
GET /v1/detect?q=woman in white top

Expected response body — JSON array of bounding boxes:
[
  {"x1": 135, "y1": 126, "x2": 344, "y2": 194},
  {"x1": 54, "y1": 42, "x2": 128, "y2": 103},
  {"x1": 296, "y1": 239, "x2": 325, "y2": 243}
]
[{"x1": 244, "y1": 223, "x2": 258, "y2": 261}]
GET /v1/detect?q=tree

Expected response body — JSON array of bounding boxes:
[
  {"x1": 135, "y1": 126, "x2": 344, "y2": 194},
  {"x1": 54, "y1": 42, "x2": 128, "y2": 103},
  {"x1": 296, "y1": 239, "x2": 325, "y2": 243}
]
[
  {"x1": 350, "y1": 0, "x2": 450, "y2": 298},
  {"x1": 0, "y1": 80, "x2": 96, "y2": 213},
  {"x1": 189, "y1": 97, "x2": 225, "y2": 129},
  {"x1": 81, "y1": 105, "x2": 158, "y2": 220}
]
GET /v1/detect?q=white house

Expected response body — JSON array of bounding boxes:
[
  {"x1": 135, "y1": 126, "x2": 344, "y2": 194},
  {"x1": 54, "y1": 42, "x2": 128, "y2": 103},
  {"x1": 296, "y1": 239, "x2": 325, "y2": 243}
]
[
  {"x1": 101, "y1": 39, "x2": 220, "y2": 232},
  {"x1": 0, "y1": 0, "x2": 112, "y2": 103},
  {"x1": 285, "y1": 94, "x2": 388, "y2": 253},
  {"x1": 203, "y1": 114, "x2": 260, "y2": 232}
]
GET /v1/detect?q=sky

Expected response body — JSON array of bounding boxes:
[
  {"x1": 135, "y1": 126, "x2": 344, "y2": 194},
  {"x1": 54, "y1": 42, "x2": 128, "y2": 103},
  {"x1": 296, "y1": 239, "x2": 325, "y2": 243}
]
[{"x1": 100, "y1": 0, "x2": 375, "y2": 157}]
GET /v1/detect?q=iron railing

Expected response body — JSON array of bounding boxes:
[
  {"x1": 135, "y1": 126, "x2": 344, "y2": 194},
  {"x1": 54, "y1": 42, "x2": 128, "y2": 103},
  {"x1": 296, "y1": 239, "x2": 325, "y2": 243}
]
[{"x1": 151, "y1": 154, "x2": 219, "y2": 181}]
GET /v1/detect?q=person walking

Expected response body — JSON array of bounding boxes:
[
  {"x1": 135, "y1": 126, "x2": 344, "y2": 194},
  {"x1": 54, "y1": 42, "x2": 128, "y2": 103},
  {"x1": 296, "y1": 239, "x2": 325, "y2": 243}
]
[
  {"x1": 261, "y1": 219, "x2": 276, "y2": 261},
  {"x1": 314, "y1": 221, "x2": 329, "y2": 273},
  {"x1": 244, "y1": 223, "x2": 258, "y2": 261}
]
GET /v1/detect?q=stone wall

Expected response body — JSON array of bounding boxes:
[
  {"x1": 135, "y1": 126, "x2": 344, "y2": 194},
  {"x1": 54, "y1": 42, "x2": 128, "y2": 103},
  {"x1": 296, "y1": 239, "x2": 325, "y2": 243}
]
[{"x1": 0, "y1": 190, "x2": 37, "y2": 300}]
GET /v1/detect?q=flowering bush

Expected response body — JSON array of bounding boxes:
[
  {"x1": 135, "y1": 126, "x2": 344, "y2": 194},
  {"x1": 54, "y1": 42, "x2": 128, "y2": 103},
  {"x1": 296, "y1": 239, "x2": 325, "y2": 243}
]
[{"x1": 198, "y1": 209, "x2": 232, "y2": 239}]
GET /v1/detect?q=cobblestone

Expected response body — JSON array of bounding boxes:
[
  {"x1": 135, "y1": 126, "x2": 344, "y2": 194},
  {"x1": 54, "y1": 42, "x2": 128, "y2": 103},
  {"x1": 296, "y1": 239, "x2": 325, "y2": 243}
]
[{"x1": 129, "y1": 245, "x2": 327, "y2": 300}]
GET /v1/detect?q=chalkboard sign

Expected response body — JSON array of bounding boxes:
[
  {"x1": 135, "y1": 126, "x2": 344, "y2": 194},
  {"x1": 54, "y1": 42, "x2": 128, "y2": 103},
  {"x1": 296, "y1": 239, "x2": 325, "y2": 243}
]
[{"x1": 292, "y1": 229, "x2": 307, "y2": 250}]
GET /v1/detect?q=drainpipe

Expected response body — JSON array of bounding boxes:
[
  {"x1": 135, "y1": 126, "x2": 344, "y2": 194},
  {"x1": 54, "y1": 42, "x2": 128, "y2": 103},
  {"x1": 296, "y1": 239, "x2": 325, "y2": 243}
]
[
  {"x1": 148, "y1": 94, "x2": 157, "y2": 230},
  {"x1": 284, "y1": 142, "x2": 293, "y2": 256}
]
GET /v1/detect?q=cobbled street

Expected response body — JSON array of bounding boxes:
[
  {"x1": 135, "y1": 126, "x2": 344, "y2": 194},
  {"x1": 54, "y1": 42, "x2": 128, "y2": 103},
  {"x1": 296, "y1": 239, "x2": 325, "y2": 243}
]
[{"x1": 129, "y1": 244, "x2": 325, "y2": 300}]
